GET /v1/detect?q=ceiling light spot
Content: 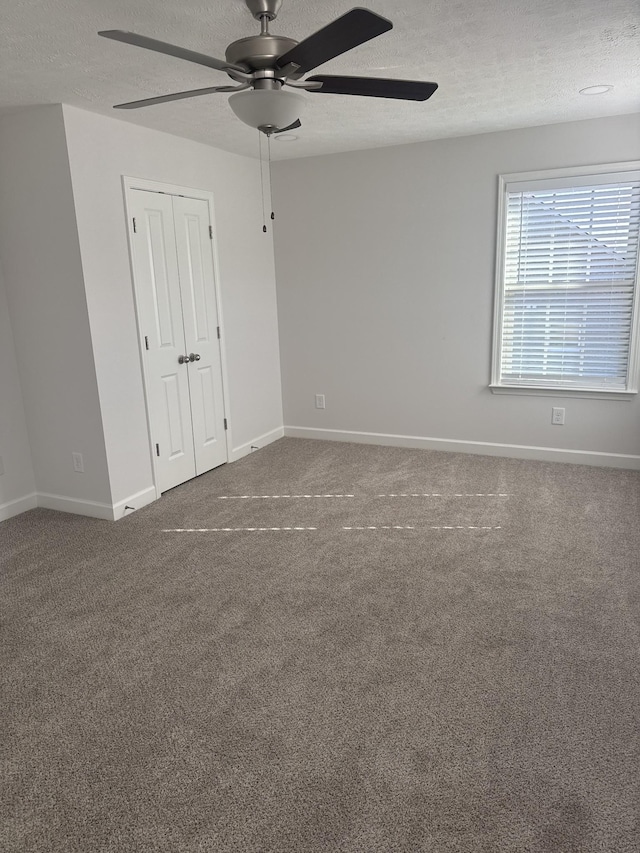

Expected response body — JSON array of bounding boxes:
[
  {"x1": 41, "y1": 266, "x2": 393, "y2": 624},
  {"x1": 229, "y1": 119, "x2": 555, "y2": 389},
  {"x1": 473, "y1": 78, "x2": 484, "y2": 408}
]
[
  {"x1": 579, "y1": 85, "x2": 613, "y2": 95},
  {"x1": 274, "y1": 133, "x2": 299, "y2": 141}
]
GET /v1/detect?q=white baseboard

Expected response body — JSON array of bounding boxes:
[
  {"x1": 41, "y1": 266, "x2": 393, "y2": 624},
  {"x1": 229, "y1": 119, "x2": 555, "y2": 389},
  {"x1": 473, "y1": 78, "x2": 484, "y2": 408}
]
[
  {"x1": 37, "y1": 492, "x2": 116, "y2": 520},
  {"x1": 229, "y1": 426, "x2": 284, "y2": 463},
  {"x1": 112, "y1": 485, "x2": 157, "y2": 520},
  {"x1": 36, "y1": 484, "x2": 157, "y2": 521},
  {"x1": 0, "y1": 492, "x2": 38, "y2": 522},
  {"x1": 284, "y1": 426, "x2": 640, "y2": 470}
]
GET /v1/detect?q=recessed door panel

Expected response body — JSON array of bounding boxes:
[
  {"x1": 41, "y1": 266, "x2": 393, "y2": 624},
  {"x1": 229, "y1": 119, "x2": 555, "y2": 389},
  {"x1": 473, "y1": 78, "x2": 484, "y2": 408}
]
[
  {"x1": 183, "y1": 213, "x2": 210, "y2": 343},
  {"x1": 146, "y1": 210, "x2": 177, "y2": 348},
  {"x1": 196, "y1": 365, "x2": 219, "y2": 446},
  {"x1": 161, "y1": 373, "x2": 188, "y2": 458}
]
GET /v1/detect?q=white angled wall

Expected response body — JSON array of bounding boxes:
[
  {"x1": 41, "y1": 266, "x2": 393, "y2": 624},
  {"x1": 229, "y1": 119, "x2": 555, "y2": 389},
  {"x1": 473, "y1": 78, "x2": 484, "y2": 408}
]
[
  {"x1": 0, "y1": 106, "x2": 112, "y2": 512},
  {"x1": 62, "y1": 106, "x2": 283, "y2": 509},
  {"x1": 0, "y1": 259, "x2": 36, "y2": 519},
  {"x1": 273, "y1": 113, "x2": 640, "y2": 467}
]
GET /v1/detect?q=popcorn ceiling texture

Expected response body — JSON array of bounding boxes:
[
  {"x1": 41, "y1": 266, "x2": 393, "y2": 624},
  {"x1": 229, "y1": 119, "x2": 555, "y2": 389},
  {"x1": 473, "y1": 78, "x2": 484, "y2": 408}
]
[{"x1": 1, "y1": 0, "x2": 638, "y2": 159}]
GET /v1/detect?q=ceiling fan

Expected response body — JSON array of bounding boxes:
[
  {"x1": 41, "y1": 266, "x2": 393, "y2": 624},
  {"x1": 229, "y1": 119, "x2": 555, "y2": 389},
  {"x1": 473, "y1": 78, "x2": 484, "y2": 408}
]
[{"x1": 99, "y1": 0, "x2": 438, "y2": 135}]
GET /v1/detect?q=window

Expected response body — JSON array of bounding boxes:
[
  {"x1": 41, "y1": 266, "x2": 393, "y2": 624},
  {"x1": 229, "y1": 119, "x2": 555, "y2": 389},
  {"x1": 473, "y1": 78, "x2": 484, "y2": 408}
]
[{"x1": 491, "y1": 163, "x2": 640, "y2": 398}]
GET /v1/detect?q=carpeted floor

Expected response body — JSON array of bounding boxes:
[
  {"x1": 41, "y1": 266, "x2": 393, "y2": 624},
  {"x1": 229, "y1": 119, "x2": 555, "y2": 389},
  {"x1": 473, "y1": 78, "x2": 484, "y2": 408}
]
[{"x1": 1, "y1": 437, "x2": 639, "y2": 852}]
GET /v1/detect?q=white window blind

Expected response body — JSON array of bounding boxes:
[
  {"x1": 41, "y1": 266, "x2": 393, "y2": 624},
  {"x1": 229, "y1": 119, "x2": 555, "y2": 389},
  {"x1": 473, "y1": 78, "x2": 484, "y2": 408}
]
[{"x1": 496, "y1": 171, "x2": 640, "y2": 392}]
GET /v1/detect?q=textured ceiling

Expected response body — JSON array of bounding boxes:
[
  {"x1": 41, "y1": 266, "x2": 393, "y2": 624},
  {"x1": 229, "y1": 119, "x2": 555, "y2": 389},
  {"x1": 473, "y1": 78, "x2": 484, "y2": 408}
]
[{"x1": 1, "y1": 0, "x2": 638, "y2": 160}]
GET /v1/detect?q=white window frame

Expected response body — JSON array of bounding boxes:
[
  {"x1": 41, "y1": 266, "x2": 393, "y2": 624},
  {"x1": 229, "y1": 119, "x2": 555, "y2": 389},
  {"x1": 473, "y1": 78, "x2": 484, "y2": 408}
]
[{"x1": 490, "y1": 161, "x2": 640, "y2": 400}]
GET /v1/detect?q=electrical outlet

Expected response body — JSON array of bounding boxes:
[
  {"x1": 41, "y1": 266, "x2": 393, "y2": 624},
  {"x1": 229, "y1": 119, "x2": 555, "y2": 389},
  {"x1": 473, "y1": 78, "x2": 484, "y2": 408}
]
[
  {"x1": 315, "y1": 394, "x2": 326, "y2": 409},
  {"x1": 551, "y1": 407, "x2": 565, "y2": 425},
  {"x1": 72, "y1": 452, "x2": 84, "y2": 473}
]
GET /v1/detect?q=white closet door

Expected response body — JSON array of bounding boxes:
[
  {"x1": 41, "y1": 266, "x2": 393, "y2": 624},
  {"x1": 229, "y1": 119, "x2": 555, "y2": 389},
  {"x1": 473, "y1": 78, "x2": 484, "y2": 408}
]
[
  {"x1": 130, "y1": 190, "x2": 196, "y2": 493},
  {"x1": 172, "y1": 196, "x2": 227, "y2": 474}
]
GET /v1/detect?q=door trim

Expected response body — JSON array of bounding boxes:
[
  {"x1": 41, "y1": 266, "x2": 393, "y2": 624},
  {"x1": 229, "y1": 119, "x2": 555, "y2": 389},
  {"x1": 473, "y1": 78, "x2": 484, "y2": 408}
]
[{"x1": 122, "y1": 176, "x2": 232, "y2": 499}]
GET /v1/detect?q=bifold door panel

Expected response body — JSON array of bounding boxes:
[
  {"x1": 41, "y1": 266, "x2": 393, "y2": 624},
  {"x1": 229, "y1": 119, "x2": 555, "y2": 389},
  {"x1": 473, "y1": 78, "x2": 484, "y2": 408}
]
[
  {"x1": 172, "y1": 197, "x2": 227, "y2": 477},
  {"x1": 129, "y1": 189, "x2": 227, "y2": 493}
]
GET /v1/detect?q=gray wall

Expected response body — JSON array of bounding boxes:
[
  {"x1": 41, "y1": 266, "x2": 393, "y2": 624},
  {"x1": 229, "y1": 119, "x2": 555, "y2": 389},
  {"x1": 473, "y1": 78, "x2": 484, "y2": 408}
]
[
  {"x1": 0, "y1": 106, "x2": 112, "y2": 509},
  {"x1": 0, "y1": 258, "x2": 36, "y2": 518},
  {"x1": 273, "y1": 113, "x2": 640, "y2": 465}
]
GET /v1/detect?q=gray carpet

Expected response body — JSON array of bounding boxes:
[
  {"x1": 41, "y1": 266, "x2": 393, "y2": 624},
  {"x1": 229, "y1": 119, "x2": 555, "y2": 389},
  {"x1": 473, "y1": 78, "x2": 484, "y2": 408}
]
[{"x1": 1, "y1": 437, "x2": 639, "y2": 852}]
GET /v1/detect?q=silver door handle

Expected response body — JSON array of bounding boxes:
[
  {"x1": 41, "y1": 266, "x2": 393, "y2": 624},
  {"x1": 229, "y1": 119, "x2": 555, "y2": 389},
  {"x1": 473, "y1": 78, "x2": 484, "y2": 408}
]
[
  {"x1": 178, "y1": 355, "x2": 190, "y2": 364},
  {"x1": 189, "y1": 353, "x2": 201, "y2": 362}
]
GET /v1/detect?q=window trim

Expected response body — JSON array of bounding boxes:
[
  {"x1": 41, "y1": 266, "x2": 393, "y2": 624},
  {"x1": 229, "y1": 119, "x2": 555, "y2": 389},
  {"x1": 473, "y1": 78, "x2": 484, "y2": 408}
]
[{"x1": 490, "y1": 161, "x2": 640, "y2": 400}]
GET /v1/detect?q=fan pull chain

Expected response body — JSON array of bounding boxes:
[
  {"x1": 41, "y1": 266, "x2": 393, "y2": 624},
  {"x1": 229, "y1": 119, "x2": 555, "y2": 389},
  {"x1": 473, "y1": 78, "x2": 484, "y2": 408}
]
[
  {"x1": 258, "y1": 131, "x2": 267, "y2": 233},
  {"x1": 267, "y1": 132, "x2": 275, "y2": 223}
]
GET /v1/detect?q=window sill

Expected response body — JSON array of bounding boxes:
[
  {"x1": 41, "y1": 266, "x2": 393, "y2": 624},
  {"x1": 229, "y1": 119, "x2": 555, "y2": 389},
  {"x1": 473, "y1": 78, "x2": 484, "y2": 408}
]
[{"x1": 489, "y1": 384, "x2": 637, "y2": 401}]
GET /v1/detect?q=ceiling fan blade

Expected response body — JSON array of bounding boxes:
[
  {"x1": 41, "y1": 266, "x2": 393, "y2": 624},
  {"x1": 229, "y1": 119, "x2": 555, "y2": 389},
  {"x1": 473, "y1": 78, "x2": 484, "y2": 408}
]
[
  {"x1": 307, "y1": 75, "x2": 438, "y2": 101},
  {"x1": 274, "y1": 118, "x2": 302, "y2": 133},
  {"x1": 275, "y1": 8, "x2": 392, "y2": 77},
  {"x1": 98, "y1": 30, "x2": 245, "y2": 74},
  {"x1": 113, "y1": 84, "x2": 249, "y2": 110}
]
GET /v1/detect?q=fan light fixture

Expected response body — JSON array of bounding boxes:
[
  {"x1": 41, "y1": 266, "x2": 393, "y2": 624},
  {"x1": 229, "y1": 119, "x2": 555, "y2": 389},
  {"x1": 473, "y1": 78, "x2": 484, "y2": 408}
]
[{"x1": 228, "y1": 88, "x2": 304, "y2": 132}]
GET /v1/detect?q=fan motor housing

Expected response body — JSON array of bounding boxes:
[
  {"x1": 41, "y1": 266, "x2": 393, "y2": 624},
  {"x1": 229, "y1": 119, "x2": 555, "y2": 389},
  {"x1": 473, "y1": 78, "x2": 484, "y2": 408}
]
[{"x1": 225, "y1": 34, "x2": 297, "y2": 71}]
